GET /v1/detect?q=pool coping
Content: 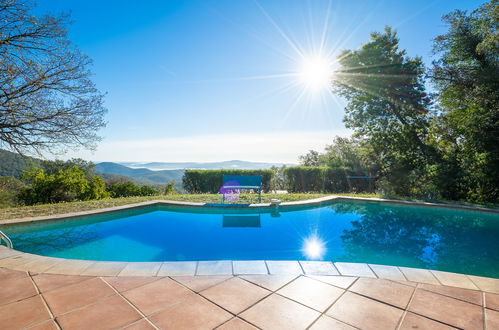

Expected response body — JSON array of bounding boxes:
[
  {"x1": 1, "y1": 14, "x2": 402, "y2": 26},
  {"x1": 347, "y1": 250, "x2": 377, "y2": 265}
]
[
  {"x1": 1, "y1": 245, "x2": 498, "y2": 294},
  {"x1": 1, "y1": 195, "x2": 498, "y2": 226}
]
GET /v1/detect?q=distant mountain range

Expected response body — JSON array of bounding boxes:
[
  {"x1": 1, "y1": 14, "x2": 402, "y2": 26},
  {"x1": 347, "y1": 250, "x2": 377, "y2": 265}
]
[
  {"x1": 118, "y1": 160, "x2": 295, "y2": 171},
  {"x1": 94, "y1": 162, "x2": 184, "y2": 188}
]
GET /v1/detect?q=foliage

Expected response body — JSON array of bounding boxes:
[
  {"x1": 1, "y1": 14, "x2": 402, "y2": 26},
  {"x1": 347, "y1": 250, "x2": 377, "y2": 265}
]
[
  {"x1": 333, "y1": 27, "x2": 437, "y2": 197},
  {"x1": 0, "y1": 176, "x2": 26, "y2": 208},
  {"x1": 0, "y1": 149, "x2": 41, "y2": 177},
  {"x1": 430, "y1": 0, "x2": 499, "y2": 202},
  {"x1": 41, "y1": 159, "x2": 96, "y2": 179},
  {"x1": 0, "y1": 0, "x2": 106, "y2": 154},
  {"x1": 182, "y1": 170, "x2": 274, "y2": 193},
  {"x1": 299, "y1": 150, "x2": 321, "y2": 166},
  {"x1": 106, "y1": 181, "x2": 159, "y2": 198},
  {"x1": 270, "y1": 165, "x2": 288, "y2": 190},
  {"x1": 164, "y1": 181, "x2": 176, "y2": 195},
  {"x1": 18, "y1": 166, "x2": 108, "y2": 205},
  {"x1": 285, "y1": 167, "x2": 328, "y2": 193},
  {"x1": 284, "y1": 166, "x2": 374, "y2": 193}
]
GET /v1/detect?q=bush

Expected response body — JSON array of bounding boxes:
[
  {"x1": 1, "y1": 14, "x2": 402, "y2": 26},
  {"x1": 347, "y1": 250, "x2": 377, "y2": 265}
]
[
  {"x1": 285, "y1": 166, "x2": 375, "y2": 193},
  {"x1": 19, "y1": 166, "x2": 109, "y2": 205},
  {"x1": 106, "y1": 181, "x2": 159, "y2": 198},
  {"x1": 164, "y1": 181, "x2": 176, "y2": 195},
  {"x1": 0, "y1": 176, "x2": 26, "y2": 208},
  {"x1": 285, "y1": 167, "x2": 327, "y2": 193},
  {"x1": 182, "y1": 170, "x2": 274, "y2": 194}
]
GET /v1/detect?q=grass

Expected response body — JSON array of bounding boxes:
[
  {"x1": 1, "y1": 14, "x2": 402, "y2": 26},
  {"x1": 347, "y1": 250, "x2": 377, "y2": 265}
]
[
  {"x1": 0, "y1": 193, "x2": 379, "y2": 221},
  {"x1": 1, "y1": 192, "x2": 497, "y2": 222}
]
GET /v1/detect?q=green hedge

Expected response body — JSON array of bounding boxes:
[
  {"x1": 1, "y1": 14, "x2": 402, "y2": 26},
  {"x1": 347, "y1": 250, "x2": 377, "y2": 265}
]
[
  {"x1": 182, "y1": 169, "x2": 274, "y2": 194},
  {"x1": 284, "y1": 166, "x2": 374, "y2": 193}
]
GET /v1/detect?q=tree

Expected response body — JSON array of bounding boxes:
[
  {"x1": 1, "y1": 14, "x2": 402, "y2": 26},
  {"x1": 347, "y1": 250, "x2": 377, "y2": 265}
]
[
  {"x1": 430, "y1": 0, "x2": 499, "y2": 202},
  {"x1": 19, "y1": 166, "x2": 108, "y2": 205},
  {"x1": 0, "y1": 0, "x2": 106, "y2": 154},
  {"x1": 299, "y1": 150, "x2": 321, "y2": 166},
  {"x1": 333, "y1": 27, "x2": 435, "y2": 196},
  {"x1": 41, "y1": 158, "x2": 96, "y2": 179}
]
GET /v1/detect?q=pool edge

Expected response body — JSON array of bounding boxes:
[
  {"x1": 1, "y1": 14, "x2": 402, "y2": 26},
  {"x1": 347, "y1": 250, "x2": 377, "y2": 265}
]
[
  {"x1": 0, "y1": 246, "x2": 497, "y2": 293},
  {"x1": 1, "y1": 195, "x2": 498, "y2": 226}
]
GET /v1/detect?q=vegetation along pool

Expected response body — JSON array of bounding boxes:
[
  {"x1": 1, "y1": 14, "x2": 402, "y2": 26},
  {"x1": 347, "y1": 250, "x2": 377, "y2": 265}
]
[{"x1": 2, "y1": 200, "x2": 498, "y2": 278}]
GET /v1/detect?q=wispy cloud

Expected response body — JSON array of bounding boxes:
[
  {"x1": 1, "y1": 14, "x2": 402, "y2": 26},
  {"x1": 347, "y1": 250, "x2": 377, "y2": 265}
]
[{"x1": 62, "y1": 130, "x2": 352, "y2": 163}]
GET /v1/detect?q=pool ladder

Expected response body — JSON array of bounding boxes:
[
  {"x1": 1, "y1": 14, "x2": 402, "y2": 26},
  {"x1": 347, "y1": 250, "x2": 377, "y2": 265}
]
[{"x1": 0, "y1": 230, "x2": 13, "y2": 249}]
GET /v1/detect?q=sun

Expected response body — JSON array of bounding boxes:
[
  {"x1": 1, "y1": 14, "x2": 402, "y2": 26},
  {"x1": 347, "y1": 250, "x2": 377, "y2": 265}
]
[{"x1": 298, "y1": 55, "x2": 334, "y2": 93}]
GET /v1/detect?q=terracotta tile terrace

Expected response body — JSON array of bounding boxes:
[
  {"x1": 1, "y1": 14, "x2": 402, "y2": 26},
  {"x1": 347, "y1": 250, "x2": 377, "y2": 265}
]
[{"x1": 1, "y1": 261, "x2": 499, "y2": 330}]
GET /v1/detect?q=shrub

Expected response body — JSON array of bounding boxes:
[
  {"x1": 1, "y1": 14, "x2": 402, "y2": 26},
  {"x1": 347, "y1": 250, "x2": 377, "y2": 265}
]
[
  {"x1": 285, "y1": 167, "x2": 327, "y2": 193},
  {"x1": 182, "y1": 170, "x2": 274, "y2": 194},
  {"x1": 164, "y1": 181, "x2": 176, "y2": 195},
  {"x1": 106, "y1": 181, "x2": 159, "y2": 198},
  {"x1": 285, "y1": 166, "x2": 375, "y2": 193},
  {"x1": 0, "y1": 176, "x2": 26, "y2": 208},
  {"x1": 19, "y1": 166, "x2": 109, "y2": 205}
]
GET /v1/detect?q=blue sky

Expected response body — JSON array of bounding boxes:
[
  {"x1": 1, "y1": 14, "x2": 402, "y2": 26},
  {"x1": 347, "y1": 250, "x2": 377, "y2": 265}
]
[{"x1": 37, "y1": 0, "x2": 484, "y2": 163}]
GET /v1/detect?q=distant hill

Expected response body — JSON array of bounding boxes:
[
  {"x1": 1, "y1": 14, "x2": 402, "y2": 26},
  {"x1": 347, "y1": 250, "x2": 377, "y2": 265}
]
[
  {"x1": 118, "y1": 160, "x2": 295, "y2": 171},
  {"x1": 0, "y1": 149, "x2": 41, "y2": 177},
  {"x1": 0, "y1": 149, "x2": 168, "y2": 189},
  {"x1": 0, "y1": 149, "x2": 288, "y2": 192},
  {"x1": 94, "y1": 162, "x2": 184, "y2": 187}
]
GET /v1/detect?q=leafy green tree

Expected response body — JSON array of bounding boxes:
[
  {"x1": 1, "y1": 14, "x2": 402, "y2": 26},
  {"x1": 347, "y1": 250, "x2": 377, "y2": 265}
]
[
  {"x1": 333, "y1": 26, "x2": 436, "y2": 196},
  {"x1": 430, "y1": 0, "x2": 499, "y2": 202},
  {"x1": 19, "y1": 166, "x2": 108, "y2": 205},
  {"x1": 299, "y1": 150, "x2": 321, "y2": 166},
  {"x1": 41, "y1": 159, "x2": 96, "y2": 179}
]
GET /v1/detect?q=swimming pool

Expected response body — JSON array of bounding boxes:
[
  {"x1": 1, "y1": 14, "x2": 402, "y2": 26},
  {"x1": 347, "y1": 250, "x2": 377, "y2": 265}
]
[{"x1": 2, "y1": 200, "x2": 499, "y2": 277}]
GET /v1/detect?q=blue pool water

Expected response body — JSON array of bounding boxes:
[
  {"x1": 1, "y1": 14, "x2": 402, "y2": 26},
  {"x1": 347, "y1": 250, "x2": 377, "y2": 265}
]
[{"x1": 2, "y1": 201, "x2": 499, "y2": 277}]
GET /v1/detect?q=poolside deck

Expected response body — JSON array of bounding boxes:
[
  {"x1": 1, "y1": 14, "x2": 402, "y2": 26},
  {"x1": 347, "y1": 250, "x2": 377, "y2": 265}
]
[{"x1": 1, "y1": 264, "x2": 498, "y2": 329}]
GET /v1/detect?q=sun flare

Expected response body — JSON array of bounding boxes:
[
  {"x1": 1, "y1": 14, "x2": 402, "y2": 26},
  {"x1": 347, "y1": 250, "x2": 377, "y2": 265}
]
[
  {"x1": 302, "y1": 235, "x2": 326, "y2": 259},
  {"x1": 298, "y1": 55, "x2": 334, "y2": 93}
]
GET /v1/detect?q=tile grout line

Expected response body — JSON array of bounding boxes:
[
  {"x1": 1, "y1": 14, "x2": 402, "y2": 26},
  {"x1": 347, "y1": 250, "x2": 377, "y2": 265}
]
[
  {"x1": 153, "y1": 263, "x2": 162, "y2": 277},
  {"x1": 330, "y1": 261, "x2": 341, "y2": 275},
  {"x1": 405, "y1": 284, "x2": 467, "y2": 329},
  {"x1": 305, "y1": 277, "x2": 362, "y2": 330},
  {"x1": 429, "y1": 270, "x2": 444, "y2": 286},
  {"x1": 366, "y1": 264, "x2": 379, "y2": 278},
  {"x1": 416, "y1": 284, "x2": 484, "y2": 307},
  {"x1": 100, "y1": 276, "x2": 160, "y2": 330},
  {"x1": 31, "y1": 275, "x2": 95, "y2": 295},
  {"x1": 264, "y1": 260, "x2": 270, "y2": 274},
  {"x1": 297, "y1": 261, "x2": 306, "y2": 275},
  {"x1": 214, "y1": 316, "x2": 263, "y2": 330},
  {"x1": 27, "y1": 271, "x2": 62, "y2": 330},
  {"x1": 102, "y1": 275, "x2": 164, "y2": 294},
  {"x1": 396, "y1": 266, "x2": 410, "y2": 282},
  {"x1": 467, "y1": 274, "x2": 488, "y2": 293},
  {"x1": 237, "y1": 274, "x2": 299, "y2": 293},
  {"x1": 395, "y1": 282, "x2": 420, "y2": 330},
  {"x1": 482, "y1": 291, "x2": 486, "y2": 330}
]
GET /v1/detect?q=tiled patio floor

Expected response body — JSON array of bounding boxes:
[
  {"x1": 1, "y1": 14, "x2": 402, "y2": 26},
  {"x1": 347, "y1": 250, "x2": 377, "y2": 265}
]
[{"x1": 1, "y1": 267, "x2": 499, "y2": 330}]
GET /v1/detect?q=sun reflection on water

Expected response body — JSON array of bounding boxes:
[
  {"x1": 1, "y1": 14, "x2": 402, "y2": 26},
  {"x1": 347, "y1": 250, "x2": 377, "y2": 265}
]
[{"x1": 302, "y1": 235, "x2": 326, "y2": 260}]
